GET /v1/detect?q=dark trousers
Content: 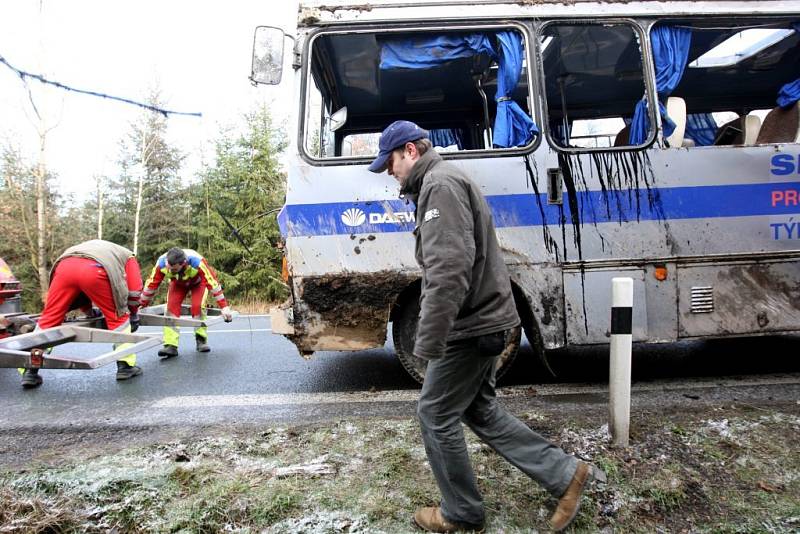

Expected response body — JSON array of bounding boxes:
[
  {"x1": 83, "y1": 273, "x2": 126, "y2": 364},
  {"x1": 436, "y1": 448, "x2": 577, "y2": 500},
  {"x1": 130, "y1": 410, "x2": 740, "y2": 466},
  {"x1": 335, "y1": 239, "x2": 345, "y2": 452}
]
[{"x1": 417, "y1": 337, "x2": 578, "y2": 525}]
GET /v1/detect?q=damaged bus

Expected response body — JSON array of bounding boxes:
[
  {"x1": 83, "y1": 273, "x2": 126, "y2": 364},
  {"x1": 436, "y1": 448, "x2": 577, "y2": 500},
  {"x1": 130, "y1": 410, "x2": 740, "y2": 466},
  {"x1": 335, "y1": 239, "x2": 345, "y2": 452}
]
[{"x1": 252, "y1": 0, "x2": 800, "y2": 383}]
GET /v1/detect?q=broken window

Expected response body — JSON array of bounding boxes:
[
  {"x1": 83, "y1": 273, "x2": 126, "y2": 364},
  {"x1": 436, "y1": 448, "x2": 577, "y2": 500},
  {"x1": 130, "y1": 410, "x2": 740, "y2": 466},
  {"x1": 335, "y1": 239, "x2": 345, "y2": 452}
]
[
  {"x1": 655, "y1": 19, "x2": 800, "y2": 147},
  {"x1": 540, "y1": 22, "x2": 650, "y2": 150},
  {"x1": 303, "y1": 27, "x2": 537, "y2": 161}
]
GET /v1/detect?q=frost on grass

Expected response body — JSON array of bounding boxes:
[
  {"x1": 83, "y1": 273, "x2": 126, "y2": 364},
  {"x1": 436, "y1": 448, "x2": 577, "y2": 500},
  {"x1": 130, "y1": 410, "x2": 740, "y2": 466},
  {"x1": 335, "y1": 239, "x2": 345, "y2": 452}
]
[
  {"x1": 267, "y1": 511, "x2": 377, "y2": 534},
  {"x1": 2, "y1": 409, "x2": 799, "y2": 532},
  {"x1": 558, "y1": 423, "x2": 610, "y2": 461}
]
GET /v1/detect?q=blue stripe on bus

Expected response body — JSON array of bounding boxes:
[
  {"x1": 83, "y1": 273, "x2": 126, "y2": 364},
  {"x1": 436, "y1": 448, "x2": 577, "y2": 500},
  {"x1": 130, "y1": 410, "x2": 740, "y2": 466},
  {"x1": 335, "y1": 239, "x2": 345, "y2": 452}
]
[{"x1": 278, "y1": 182, "x2": 800, "y2": 237}]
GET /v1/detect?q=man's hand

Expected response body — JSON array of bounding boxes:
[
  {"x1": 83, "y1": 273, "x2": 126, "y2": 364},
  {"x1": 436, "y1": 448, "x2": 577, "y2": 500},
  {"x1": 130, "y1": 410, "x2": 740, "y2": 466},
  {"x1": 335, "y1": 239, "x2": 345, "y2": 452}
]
[
  {"x1": 221, "y1": 306, "x2": 233, "y2": 323},
  {"x1": 139, "y1": 299, "x2": 150, "y2": 309},
  {"x1": 129, "y1": 313, "x2": 140, "y2": 333}
]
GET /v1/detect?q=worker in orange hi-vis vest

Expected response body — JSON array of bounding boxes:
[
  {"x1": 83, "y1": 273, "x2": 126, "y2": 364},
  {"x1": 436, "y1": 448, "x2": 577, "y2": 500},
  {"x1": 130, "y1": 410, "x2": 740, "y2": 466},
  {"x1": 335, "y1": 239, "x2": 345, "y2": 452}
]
[
  {"x1": 139, "y1": 247, "x2": 232, "y2": 359},
  {"x1": 19, "y1": 239, "x2": 144, "y2": 388}
]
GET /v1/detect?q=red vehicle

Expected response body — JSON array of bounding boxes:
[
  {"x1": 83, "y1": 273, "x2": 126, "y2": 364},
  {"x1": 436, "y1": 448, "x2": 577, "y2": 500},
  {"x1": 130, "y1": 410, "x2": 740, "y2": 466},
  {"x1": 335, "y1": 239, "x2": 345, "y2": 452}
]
[{"x1": 0, "y1": 257, "x2": 33, "y2": 339}]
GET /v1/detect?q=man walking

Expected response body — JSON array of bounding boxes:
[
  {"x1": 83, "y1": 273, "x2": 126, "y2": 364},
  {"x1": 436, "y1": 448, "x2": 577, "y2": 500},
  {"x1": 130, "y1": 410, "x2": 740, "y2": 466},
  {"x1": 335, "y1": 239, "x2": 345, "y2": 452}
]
[
  {"x1": 139, "y1": 248, "x2": 232, "y2": 358},
  {"x1": 19, "y1": 239, "x2": 144, "y2": 388},
  {"x1": 369, "y1": 121, "x2": 594, "y2": 532}
]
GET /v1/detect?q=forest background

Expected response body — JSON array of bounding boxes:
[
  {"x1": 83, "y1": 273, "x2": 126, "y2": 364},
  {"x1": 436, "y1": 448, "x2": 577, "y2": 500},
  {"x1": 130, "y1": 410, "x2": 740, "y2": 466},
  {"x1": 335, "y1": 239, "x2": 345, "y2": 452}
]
[{"x1": 0, "y1": 91, "x2": 288, "y2": 313}]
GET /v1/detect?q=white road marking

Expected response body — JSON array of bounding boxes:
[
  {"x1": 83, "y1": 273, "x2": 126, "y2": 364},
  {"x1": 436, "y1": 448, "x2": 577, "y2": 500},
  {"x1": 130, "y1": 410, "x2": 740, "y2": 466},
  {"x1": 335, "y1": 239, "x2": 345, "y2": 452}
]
[
  {"x1": 138, "y1": 328, "x2": 272, "y2": 334},
  {"x1": 153, "y1": 391, "x2": 420, "y2": 408},
  {"x1": 151, "y1": 376, "x2": 800, "y2": 409}
]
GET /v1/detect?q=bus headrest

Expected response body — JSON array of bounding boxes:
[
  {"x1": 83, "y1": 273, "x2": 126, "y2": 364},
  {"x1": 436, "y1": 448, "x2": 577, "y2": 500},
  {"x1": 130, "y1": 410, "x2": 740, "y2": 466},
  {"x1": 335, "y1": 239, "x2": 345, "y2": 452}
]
[
  {"x1": 756, "y1": 102, "x2": 800, "y2": 144},
  {"x1": 665, "y1": 97, "x2": 687, "y2": 148}
]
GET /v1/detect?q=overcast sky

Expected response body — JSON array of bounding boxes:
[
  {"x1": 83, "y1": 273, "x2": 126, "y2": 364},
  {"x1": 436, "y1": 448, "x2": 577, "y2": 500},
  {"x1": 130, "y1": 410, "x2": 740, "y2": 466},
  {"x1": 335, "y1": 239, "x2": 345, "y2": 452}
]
[{"x1": 0, "y1": 1, "x2": 298, "y2": 201}]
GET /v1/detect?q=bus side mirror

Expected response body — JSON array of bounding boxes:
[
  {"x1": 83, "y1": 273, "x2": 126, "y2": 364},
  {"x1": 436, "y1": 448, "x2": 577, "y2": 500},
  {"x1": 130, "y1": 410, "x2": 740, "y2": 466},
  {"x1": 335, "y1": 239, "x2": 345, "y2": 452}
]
[
  {"x1": 329, "y1": 106, "x2": 348, "y2": 132},
  {"x1": 251, "y1": 26, "x2": 285, "y2": 85}
]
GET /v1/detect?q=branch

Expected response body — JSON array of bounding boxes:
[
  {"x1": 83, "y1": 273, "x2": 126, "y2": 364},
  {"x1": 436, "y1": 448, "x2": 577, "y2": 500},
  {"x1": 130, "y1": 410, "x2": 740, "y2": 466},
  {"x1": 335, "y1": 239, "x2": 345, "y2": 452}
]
[
  {"x1": 0, "y1": 54, "x2": 202, "y2": 118},
  {"x1": 217, "y1": 208, "x2": 252, "y2": 255}
]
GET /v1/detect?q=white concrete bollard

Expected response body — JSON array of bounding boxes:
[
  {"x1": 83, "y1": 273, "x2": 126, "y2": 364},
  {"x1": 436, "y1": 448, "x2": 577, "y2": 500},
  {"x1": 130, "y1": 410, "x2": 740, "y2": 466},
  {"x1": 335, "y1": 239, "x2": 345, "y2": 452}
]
[{"x1": 609, "y1": 277, "x2": 633, "y2": 447}]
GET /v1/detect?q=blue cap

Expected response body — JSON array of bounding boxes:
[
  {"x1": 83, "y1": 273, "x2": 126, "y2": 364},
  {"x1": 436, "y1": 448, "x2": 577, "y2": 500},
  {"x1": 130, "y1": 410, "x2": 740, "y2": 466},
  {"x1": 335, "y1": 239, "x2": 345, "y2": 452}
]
[{"x1": 368, "y1": 120, "x2": 429, "y2": 173}]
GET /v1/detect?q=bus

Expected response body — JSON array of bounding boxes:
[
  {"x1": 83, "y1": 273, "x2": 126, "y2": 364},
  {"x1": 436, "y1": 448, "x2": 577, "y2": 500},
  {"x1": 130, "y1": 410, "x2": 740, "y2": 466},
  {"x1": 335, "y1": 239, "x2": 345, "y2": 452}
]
[{"x1": 251, "y1": 0, "x2": 800, "y2": 383}]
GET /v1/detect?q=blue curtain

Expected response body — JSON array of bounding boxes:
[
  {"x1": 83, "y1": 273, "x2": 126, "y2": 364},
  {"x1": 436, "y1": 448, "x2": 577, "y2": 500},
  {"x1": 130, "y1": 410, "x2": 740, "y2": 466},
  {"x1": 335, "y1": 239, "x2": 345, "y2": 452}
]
[
  {"x1": 684, "y1": 113, "x2": 718, "y2": 146},
  {"x1": 629, "y1": 25, "x2": 692, "y2": 144},
  {"x1": 430, "y1": 128, "x2": 464, "y2": 149},
  {"x1": 380, "y1": 32, "x2": 538, "y2": 147},
  {"x1": 380, "y1": 34, "x2": 494, "y2": 69},
  {"x1": 776, "y1": 22, "x2": 800, "y2": 108},
  {"x1": 492, "y1": 31, "x2": 539, "y2": 147}
]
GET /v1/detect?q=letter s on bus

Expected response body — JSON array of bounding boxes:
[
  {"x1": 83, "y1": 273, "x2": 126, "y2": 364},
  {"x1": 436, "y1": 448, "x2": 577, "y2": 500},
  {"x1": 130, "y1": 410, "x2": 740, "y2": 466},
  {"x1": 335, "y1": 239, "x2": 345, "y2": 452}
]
[{"x1": 770, "y1": 154, "x2": 796, "y2": 176}]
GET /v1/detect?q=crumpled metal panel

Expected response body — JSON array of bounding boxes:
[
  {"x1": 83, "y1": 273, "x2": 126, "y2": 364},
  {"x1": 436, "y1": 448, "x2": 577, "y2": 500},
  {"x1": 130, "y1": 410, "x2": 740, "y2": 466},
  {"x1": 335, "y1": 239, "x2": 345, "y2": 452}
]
[{"x1": 678, "y1": 260, "x2": 800, "y2": 337}]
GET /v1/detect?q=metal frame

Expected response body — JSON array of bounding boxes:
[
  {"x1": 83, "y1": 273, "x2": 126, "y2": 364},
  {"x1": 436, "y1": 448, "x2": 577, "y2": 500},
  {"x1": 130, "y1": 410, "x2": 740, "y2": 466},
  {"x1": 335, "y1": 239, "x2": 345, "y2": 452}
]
[
  {"x1": 0, "y1": 306, "x2": 238, "y2": 369},
  {"x1": 138, "y1": 305, "x2": 239, "y2": 328},
  {"x1": 0, "y1": 326, "x2": 161, "y2": 369}
]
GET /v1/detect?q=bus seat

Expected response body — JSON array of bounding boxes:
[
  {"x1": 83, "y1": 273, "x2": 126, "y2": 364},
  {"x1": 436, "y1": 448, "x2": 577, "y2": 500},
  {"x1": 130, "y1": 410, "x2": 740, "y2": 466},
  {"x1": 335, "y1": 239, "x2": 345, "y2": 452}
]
[
  {"x1": 664, "y1": 97, "x2": 687, "y2": 148},
  {"x1": 715, "y1": 115, "x2": 763, "y2": 146},
  {"x1": 755, "y1": 102, "x2": 800, "y2": 144},
  {"x1": 614, "y1": 125, "x2": 631, "y2": 146},
  {"x1": 742, "y1": 115, "x2": 762, "y2": 145}
]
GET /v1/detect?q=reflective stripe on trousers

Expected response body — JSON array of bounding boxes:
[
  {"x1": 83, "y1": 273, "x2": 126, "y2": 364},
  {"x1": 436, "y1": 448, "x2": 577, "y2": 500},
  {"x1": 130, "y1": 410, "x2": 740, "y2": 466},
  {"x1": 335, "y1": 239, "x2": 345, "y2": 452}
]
[{"x1": 163, "y1": 283, "x2": 209, "y2": 347}]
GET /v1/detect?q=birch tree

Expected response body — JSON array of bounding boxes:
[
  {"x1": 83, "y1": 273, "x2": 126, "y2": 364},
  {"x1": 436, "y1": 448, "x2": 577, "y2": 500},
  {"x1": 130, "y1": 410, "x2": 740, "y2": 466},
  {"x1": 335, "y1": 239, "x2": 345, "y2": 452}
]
[{"x1": 113, "y1": 89, "x2": 185, "y2": 264}]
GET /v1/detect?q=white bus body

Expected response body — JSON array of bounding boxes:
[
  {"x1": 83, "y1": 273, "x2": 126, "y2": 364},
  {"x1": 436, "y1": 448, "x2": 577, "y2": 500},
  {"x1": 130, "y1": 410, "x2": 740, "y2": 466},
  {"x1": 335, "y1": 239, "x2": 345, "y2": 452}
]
[{"x1": 256, "y1": 1, "x2": 800, "y2": 382}]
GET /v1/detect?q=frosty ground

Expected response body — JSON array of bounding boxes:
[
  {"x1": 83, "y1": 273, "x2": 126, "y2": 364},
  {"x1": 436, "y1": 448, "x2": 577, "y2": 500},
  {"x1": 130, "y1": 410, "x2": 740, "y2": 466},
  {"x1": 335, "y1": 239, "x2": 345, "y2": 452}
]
[{"x1": 1, "y1": 391, "x2": 799, "y2": 533}]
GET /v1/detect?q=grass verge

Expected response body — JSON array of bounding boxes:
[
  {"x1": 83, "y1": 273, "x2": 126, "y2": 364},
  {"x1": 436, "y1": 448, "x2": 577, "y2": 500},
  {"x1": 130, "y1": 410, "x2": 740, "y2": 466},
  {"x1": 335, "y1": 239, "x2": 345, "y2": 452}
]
[{"x1": 1, "y1": 404, "x2": 798, "y2": 533}]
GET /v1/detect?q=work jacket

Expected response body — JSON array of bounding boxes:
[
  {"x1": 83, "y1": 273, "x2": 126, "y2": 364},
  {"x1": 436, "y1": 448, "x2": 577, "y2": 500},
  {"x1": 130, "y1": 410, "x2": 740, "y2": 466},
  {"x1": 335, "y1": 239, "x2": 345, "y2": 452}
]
[
  {"x1": 401, "y1": 150, "x2": 520, "y2": 360},
  {"x1": 54, "y1": 240, "x2": 142, "y2": 316},
  {"x1": 142, "y1": 249, "x2": 228, "y2": 308}
]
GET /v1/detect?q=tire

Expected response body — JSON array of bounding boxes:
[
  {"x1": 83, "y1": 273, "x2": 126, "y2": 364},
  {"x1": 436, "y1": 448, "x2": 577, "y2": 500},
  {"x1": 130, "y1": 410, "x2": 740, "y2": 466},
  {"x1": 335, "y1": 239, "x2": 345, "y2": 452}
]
[{"x1": 392, "y1": 290, "x2": 521, "y2": 385}]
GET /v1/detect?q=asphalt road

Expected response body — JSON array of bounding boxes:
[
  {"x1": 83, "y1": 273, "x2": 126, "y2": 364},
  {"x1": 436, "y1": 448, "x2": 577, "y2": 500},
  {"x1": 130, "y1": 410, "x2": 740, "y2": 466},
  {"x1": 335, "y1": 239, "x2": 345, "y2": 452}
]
[{"x1": 1, "y1": 316, "x2": 799, "y2": 428}]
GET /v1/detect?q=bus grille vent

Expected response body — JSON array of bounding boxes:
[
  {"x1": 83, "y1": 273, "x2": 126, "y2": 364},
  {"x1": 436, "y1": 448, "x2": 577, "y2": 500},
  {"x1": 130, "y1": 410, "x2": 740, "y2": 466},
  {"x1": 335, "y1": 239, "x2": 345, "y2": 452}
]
[{"x1": 690, "y1": 286, "x2": 714, "y2": 313}]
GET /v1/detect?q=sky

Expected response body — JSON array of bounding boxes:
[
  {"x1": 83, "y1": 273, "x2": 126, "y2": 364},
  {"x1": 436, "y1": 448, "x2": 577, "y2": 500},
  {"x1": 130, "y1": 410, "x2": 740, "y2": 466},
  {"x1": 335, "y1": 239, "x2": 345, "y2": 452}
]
[{"x1": 0, "y1": 1, "x2": 298, "y2": 201}]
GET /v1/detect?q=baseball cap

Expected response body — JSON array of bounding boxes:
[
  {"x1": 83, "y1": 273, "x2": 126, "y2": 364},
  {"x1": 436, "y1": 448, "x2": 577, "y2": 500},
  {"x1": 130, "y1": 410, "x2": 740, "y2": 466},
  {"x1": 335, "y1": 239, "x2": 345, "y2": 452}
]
[{"x1": 368, "y1": 120, "x2": 429, "y2": 173}]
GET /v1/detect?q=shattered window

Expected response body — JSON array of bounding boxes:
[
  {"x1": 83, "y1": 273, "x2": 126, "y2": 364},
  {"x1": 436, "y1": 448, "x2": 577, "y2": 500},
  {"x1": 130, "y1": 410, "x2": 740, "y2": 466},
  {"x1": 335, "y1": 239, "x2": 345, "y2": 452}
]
[
  {"x1": 540, "y1": 23, "x2": 650, "y2": 150},
  {"x1": 303, "y1": 27, "x2": 537, "y2": 161},
  {"x1": 659, "y1": 19, "x2": 800, "y2": 148}
]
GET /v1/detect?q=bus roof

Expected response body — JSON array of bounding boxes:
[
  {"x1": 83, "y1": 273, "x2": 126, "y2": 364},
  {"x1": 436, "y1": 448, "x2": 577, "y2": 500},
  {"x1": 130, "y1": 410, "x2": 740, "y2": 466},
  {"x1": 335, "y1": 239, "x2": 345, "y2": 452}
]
[{"x1": 299, "y1": 1, "x2": 796, "y2": 25}]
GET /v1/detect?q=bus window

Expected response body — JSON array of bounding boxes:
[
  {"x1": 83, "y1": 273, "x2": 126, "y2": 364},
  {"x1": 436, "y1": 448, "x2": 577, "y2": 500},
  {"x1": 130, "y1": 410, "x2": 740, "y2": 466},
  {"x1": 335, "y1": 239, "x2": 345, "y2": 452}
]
[
  {"x1": 540, "y1": 23, "x2": 650, "y2": 150},
  {"x1": 659, "y1": 19, "x2": 800, "y2": 148},
  {"x1": 303, "y1": 27, "x2": 537, "y2": 161},
  {"x1": 341, "y1": 133, "x2": 380, "y2": 157}
]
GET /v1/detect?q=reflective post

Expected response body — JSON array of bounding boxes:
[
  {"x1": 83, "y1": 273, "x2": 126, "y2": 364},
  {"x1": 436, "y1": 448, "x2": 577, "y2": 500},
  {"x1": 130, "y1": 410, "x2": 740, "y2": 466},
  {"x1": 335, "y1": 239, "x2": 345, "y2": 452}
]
[{"x1": 609, "y1": 277, "x2": 633, "y2": 447}]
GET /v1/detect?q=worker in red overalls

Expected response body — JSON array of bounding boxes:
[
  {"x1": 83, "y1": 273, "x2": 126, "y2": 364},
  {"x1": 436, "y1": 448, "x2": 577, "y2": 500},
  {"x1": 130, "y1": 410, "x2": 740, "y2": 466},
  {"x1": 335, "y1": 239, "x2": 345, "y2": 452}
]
[
  {"x1": 20, "y1": 239, "x2": 143, "y2": 388},
  {"x1": 139, "y1": 247, "x2": 232, "y2": 359}
]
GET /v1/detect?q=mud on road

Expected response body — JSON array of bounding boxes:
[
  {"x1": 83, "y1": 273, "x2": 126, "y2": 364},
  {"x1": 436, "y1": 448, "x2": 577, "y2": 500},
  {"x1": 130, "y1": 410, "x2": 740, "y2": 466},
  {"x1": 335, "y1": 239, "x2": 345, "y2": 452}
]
[{"x1": 1, "y1": 376, "x2": 798, "y2": 533}]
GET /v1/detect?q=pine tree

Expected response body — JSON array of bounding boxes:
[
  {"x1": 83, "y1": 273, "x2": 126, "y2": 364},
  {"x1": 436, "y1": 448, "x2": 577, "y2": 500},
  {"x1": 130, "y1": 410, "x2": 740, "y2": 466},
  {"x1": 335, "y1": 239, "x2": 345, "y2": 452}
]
[
  {"x1": 111, "y1": 88, "x2": 186, "y2": 267},
  {"x1": 190, "y1": 104, "x2": 287, "y2": 302},
  {"x1": 0, "y1": 142, "x2": 81, "y2": 311}
]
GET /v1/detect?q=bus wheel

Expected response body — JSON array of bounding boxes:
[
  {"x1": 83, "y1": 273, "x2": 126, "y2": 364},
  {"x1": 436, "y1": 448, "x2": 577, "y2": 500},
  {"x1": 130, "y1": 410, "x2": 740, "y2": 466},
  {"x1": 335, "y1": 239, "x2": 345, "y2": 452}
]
[{"x1": 392, "y1": 294, "x2": 521, "y2": 385}]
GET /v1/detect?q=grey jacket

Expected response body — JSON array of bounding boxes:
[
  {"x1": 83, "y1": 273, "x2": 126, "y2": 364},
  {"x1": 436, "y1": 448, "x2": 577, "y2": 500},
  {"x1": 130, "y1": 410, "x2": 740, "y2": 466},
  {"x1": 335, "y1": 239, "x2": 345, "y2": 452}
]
[{"x1": 402, "y1": 150, "x2": 520, "y2": 359}]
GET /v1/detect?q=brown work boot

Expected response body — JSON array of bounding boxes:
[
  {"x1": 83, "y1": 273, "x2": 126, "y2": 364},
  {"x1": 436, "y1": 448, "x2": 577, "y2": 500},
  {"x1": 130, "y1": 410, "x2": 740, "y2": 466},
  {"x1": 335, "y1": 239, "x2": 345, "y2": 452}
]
[
  {"x1": 550, "y1": 461, "x2": 591, "y2": 532},
  {"x1": 412, "y1": 507, "x2": 484, "y2": 533}
]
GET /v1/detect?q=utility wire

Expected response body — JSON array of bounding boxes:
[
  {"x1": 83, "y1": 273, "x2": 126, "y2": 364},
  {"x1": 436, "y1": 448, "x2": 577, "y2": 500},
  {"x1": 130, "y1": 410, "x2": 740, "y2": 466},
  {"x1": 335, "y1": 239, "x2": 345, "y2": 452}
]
[{"x1": 0, "y1": 54, "x2": 202, "y2": 118}]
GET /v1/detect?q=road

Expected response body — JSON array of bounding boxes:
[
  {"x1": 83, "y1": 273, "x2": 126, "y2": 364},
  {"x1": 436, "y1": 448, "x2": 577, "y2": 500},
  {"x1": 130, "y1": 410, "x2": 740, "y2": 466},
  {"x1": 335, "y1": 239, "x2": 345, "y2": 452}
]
[{"x1": 1, "y1": 316, "x2": 799, "y2": 429}]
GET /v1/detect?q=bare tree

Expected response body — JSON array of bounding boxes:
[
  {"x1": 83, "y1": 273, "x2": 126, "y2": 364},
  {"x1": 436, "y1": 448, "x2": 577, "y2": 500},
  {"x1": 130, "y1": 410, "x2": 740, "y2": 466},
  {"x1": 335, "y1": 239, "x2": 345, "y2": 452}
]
[
  {"x1": 95, "y1": 175, "x2": 105, "y2": 239},
  {"x1": 24, "y1": 87, "x2": 59, "y2": 301},
  {"x1": 132, "y1": 127, "x2": 159, "y2": 255}
]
